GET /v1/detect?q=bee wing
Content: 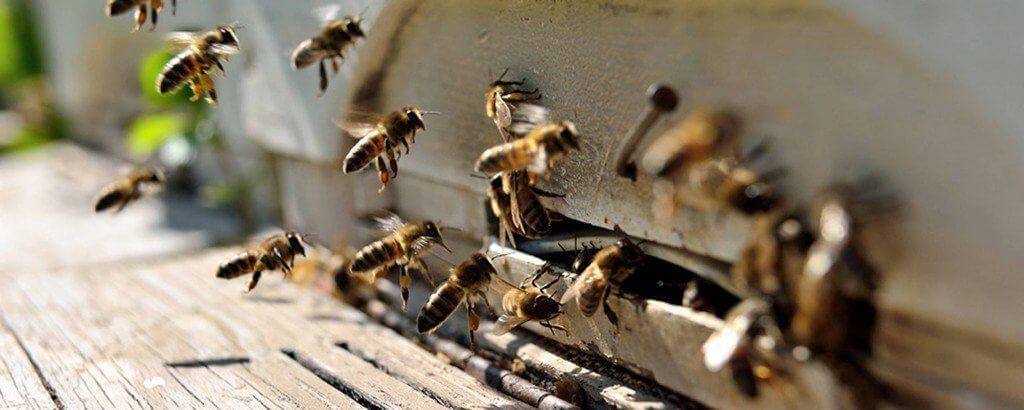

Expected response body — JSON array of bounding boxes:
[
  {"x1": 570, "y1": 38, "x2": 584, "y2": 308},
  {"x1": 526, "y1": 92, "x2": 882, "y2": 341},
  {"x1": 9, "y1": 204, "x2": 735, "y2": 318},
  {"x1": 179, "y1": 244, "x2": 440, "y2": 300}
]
[
  {"x1": 374, "y1": 212, "x2": 406, "y2": 234},
  {"x1": 525, "y1": 146, "x2": 549, "y2": 176},
  {"x1": 492, "y1": 314, "x2": 530, "y2": 336},
  {"x1": 488, "y1": 275, "x2": 518, "y2": 295},
  {"x1": 290, "y1": 38, "x2": 328, "y2": 70},
  {"x1": 335, "y1": 109, "x2": 385, "y2": 138},
  {"x1": 209, "y1": 43, "x2": 240, "y2": 57},
  {"x1": 314, "y1": 4, "x2": 344, "y2": 25},
  {"x1": 509, "y1": 104, "x2": 549, "y2": 137},
  {"x1": 493, "y1": 95, "x2": 513, "y2": 131},
  {"x1": 559, "y1": 274, "x2": 584, "y2": 306},
  {"x1": 166, "y1": 31, "x2": 199, "y2": 50}
]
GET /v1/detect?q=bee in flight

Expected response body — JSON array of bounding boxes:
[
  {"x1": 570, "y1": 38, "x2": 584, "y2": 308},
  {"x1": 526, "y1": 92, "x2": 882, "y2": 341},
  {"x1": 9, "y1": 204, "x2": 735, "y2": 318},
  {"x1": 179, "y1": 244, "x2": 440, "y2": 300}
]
[
  {"x1": 340, "y1": 107, "x2": 437, "y2": 192},
  {"x1": 485, "y1": 68, "x2": 542, "y2": 141},
  {"x1": 491, "y1": 264, "x2": 567, "y2": 336},
  {"x1": 474, "y1": 105, "x2": 581, "y2": 184},
  {"x1": 417, "y1": 252, "x2": 495, "y2": 348},
  {"x1": 216, "y1": 231, "x2": 309, "y2": 292},
  {"x1": 156, "y1": 24, "x2": 240, "y2": 105},
  {"x1": 290, "y1": 6, "x2": 366, "y2": 95},
  {"x1": 486, "y1": 170, "x2": 560, "y2": 247},
  {"x1": 560, "y1": 234, "x2": 644, "y2": 330},
  {"x1": 106, "y1": 0, "x2": 176, "y2": 32},
  {"x1": 93, "y1": 166, "x2": 165, "y2": 213},
  {"x1": 349, "y1": 214, "x2": 449, "y2": 309}
]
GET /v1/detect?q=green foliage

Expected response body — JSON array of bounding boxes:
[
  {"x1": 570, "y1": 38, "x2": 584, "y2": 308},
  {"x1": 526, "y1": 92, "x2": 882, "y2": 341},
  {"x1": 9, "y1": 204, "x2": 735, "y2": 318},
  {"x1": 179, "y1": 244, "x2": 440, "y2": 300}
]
[
  {"x1": 139, "y1": 50, "x2": 193, "y2": 107},
  {"x1": 126, "y1": 113, "x2": 186, "y2": 159},
  {"x1": 0, "y1": 0, "x2": 44, "y2": 88}
]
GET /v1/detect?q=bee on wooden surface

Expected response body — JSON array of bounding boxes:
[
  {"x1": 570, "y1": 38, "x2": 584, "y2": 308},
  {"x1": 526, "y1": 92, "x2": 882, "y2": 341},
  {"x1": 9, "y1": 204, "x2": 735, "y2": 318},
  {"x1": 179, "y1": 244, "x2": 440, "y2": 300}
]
[
  {"x1": 474, "y1": 105, "x2": 580, "y2": 184},
  {"x1": 290, "y1": 6, "x2": 365, "y2": 95},
  {"x1": 93, "y1": 166, "x2": 165, "y2": 213},
  {"x1": 491, "y1": 265, "x2": 567, "y2": 336},
  {"x1": 702, "y1": 298, "x2": 775, "y2": 398},
  {"x1": 106, "y1": 0, "x2": 176, "y2": 32},
  {"x1": 485, "y1": 68, "x2": 542, "y2": 141},
  {"x1": 156, "y1": 24, "x2": 240, "y2": 105},
  {"x1": 791, "y1": 187, "x2": 880, "y2": 353},
  {"x1": 665, "y1": 151, "x2": 778, "y2": 220},
  {"x1": 339, "y1": 107, "x2": 436, "y2": 192},
  {"x1": 349, "y1": 214, "x2": 448, "y2": 308},
  {"x1": 417, "y1": 252, "x2": 495, "y2": 347},
  {"x1": 560, "y1": 236, "x2": 644, "y2": 329},
  {"x1": 216, "y1": 231, "x2": 308, "y2": 292}
]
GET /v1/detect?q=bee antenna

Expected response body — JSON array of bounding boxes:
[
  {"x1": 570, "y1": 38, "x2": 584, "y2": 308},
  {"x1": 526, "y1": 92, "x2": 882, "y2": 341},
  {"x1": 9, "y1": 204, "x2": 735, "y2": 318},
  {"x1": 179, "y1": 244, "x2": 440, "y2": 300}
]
[
  {"x1": 496, "y1": 67, "x2": 510, "y2": 82},
  {"x1": 490, "y1": 251, "x2": 515, "y2": 260},
  {"x1": 469, "y1": 173, "x2": 488, "y2": 180}
]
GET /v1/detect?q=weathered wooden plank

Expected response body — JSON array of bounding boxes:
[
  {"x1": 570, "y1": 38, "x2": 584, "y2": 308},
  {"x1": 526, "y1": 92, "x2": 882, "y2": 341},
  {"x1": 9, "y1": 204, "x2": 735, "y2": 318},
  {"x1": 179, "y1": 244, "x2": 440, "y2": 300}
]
[{"x1": 0, "y1": 323, "x2": 55, "y2": 409}]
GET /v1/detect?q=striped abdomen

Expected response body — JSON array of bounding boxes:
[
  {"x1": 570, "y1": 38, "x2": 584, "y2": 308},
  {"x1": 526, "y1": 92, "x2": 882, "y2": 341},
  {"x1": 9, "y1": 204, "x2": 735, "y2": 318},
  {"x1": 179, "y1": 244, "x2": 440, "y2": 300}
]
[
  {"x1": 349, "y1": 236, "x2": 403, "y2": 275},
  {"x1": 513, "y1": 187, "x2": 550, "y2": 237},
  {"x1": 576, "y1": 268, "x2": 609, "y2": 317},
  {"x1": 157, "y1": 51, "x2": 204, "y2": 94},
  {"x1": 417, "y1": 282, "x2": 465, "y2": 333},
  {"x1": 216, "y1": 251, "x2": 259, "y2": 279},
  {"x1": 343, "y1": 132, "x2": 387, "y2": 173},
  {"x1": 474, "y1": 139, "x2": 535, "y2": 174},
  {"x1": 106, "y1": 0, "x2": 142, "y2": 16}
]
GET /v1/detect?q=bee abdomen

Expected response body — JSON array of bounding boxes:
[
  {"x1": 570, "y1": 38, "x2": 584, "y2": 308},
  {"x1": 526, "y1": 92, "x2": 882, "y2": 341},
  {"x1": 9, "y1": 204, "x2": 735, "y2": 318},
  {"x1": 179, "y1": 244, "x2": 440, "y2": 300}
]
[
  {"x1": 350, "y1": 237, "x2": 402, "y2": 274},
  {"x1": 517, "y1": 193, "x2": 551, "y2": 237},
  {"x1": 290, "y1": 38, "x2": 328, "y2": 70},
  {"x1": 216, "y1": 252, "x2": 258, "y2": 279},
  {"x1": 343, "y1": 133, "x2": 387, "y2": 173},
  {"x1": 417, "y1": 282, "x2": 465, "y2": 333},
  {"x1": 106, "y1": 0, "x2": 138, "y2": 16},
  {"x1": 157, "y1": 52, "x2": 199, "y2": 94},
  {"x1": 577, "y1": 281, "x2": 607, "y2": 317},
  {"x1": 475, "y1": 144, "x2": 527, "y2": 174},
  {"x1": 94, "y1": 186, "x2": 129, "y2": 213}
]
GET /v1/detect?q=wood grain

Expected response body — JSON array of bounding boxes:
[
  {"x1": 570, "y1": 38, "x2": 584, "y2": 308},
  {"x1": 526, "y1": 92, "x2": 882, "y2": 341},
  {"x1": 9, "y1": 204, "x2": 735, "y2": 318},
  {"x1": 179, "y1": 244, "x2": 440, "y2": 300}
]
[{"x1": 0, "y1": 323, "x2": 55, "y2": 409}]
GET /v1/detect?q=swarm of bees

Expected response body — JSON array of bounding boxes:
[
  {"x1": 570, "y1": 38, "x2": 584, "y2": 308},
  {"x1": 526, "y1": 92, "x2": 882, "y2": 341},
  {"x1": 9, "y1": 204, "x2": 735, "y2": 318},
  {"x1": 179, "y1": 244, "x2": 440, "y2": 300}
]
[
  {"x1": 106, "y1": 0, "x2": 176, "y2": 32},
  {"x1": 95, "y1": 4, "x2": 896, "y2": 405},
  {"x1": 290, "y1": 6, "x2": 366, "y2": 95},
  {"x1": 93, "y1": 166, "x2": 165, "y2": 213}
]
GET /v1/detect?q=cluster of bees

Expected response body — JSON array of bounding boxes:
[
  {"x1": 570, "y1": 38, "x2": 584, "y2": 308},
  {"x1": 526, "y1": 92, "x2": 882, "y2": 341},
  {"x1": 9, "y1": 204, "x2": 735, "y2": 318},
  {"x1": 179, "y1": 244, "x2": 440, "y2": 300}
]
[{"x1": 94, "y1": 2, "x2": 890, "y2": 404}]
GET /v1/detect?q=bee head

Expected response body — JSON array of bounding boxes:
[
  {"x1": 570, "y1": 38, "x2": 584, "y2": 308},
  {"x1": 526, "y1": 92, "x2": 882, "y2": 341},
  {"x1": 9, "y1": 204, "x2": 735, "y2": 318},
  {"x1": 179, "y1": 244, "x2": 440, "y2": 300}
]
[
  {"x1": 217, "y1": 25, "x2": 240, "y2": 48},
  {"x1": 558, "y1": 121, "x2": 580, "y2": 150},
  {"x1": 571, "y1": 246, "x2": 597, "y2": 273},
  {"x1": 404, "y1": 107, "x2": 426, "y2": 131},
  {"x1": 143, "y1": 168, "x2": 166, "y2": 184},
  {"x1": 285, "y1": 232, "x2": 307, "y2": 257},
  {"x1": 616, "y1": 238, "x2": 645, "y2": 264},
  {"x1": 423, "y1": 221, "x2": 452, "y2": 253},
  {"x1": 345, "y1": 17, "x2": 365, "y2": 38},
  {"x1": 526, "y1": 294, "x2": 562, "y2": 320}
]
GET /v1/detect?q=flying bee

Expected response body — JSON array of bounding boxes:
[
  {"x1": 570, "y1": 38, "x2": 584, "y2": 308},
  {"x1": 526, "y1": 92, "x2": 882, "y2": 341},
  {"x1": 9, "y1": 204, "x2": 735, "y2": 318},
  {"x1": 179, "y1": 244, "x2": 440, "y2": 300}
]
[
  {"x1": 349, "y1": 214, "x2": 448, "y2": 308},
  {"x1": 339, "y1": 107, "x2": 436, "y2": 192},
  {"x1": 216, "y1": 231, "x2": 308, "y2": 292},
  {"x1": 290, "y1": 6, "x2": 365, "y2": 95},
  {"x1": 485, "y1": 68, "x2": 542, "y2": 141},
  {"x1": 106, "y1": 0, "x2": 176, "y2": 32},
  {"x1": 93, "y1": 166, "x2": 165, "y2": 213},
  {"x1": 560, "y1": 235, "x2": 644, "y2": 329},
  {"x1": 491, "y1": 264, "x2": 568, "y2": 336},
  {"x1": 156, "y1": 24, "x2": 240, "y2": 105},
  {"x1": 417, "y1": 252, "x2": 495, "y2": 348},
  {"x1": 487, "y1": 170, "x2": 559, "y2": 247},
  {"x1": 474, "y1": 105, "x2": 581, "y2": 184},
  {"x1": 638, "y1": 109, "x2": 742, "y2": 181}
]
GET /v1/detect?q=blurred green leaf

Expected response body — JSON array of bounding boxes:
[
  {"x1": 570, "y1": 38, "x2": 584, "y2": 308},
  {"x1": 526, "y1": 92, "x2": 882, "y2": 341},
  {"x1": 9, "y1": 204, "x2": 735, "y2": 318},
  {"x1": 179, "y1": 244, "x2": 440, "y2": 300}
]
[
  {"x1": 0, "y1": 0, "x2": 44, "y2": 88},
  {"x1": 201, "y1": 178, "x2": 252, "y2": 208},
  {"x1": 139, "y1": 50, "x2": 192, "y2": 107},
  {"x1": 127, "y1": 113, "x2": 185, "y2": 159},
  {"x1": 0, "y1": 126, "x2": 54, "y2": 154}
]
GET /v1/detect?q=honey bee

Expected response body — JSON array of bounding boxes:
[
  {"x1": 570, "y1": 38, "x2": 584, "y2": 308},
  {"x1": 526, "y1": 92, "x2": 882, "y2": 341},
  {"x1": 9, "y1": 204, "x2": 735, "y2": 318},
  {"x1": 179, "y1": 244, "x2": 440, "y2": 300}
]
[
  {"x1": 93, "y1": 166, "x2": 165, "y2": 213},
  {"x1": 702, "y1": 298, "x2": 773, "y2": 397},
  {"x1": 791, "y1": 188, "x2": 878, "y2": 353},
  {"x1": 560, "y1": 236, "x2": 644, "y2": 329},
  {"x1": 349, "y1": 214, "x2": 449, "y2": 308},
  {"x1": 417, "y1": 252, "x2": 495, "y2": 347},
  {"x1": 290, "y1": 6, "x2": 365, "y2": 95},
  {"x1": 106, "y1": 0, "x2": 176, "y2": 32},
  {"x1": 731, "y1": 212, "x2": 811, "y2": 301},
  {"x1": 340, "y1": 107, "x2": 436, "y2": 192},
  {"x1": 216, "y1": 231, "x2": 308, "y2": 292},
  {"x1": 660, "y1": 153, "x2": 778, "y2": 221},
  {"x1": 485, "y1": 68, "x2": 542, "y2": 140},
  {"x1": 491, "y1": 265, "x2": 568, "y2": 336},
  {"x1": 487, "y1": 170, "x2": 558, "y2": 247},
  {"x1": 156, "y1": 25, "x2": 240, "y2": 105},
  {"x1": 474, "y1": 105, "x2": 580, "y2": 184},
  {"x1": 638, "y1": 109, "x2": 742, "y2": 181}
]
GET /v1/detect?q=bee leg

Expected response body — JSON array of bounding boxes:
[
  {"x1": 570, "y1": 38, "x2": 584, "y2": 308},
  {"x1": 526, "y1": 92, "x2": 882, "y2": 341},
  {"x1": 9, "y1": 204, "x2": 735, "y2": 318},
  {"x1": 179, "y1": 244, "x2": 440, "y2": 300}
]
[
  {"x1": 132, "y1": 5, "x2": 147, "y2": 32},
  {"x1": 466, "y1": 299, "x2": 480, "y2": 350},
  {"x1": 540, "y1": 321, "x2": 570, "y2": 336},
  {"x1": 318, "y1": 60, "x2": 329, "y2": 96},
  {"x1": 202, "y1": 74, "x2": 218, "y2": 105},
  {"x1": 375, "y1": 156, "x2": 391, "y2": 193},
  {"x1": 399, "y1": 267, "x2": 411, "y2": 311},
  {"x1": 331, "y1": 55, "x2": 341, "y2": 75},
  {"x1": 148, "y1": 2, "x2": 160, "y2": 31},
  {"x1": 539, "y1": 274, "x2": 561, "y2": 294},
  {"x1": 476, "y1": 291, "x2": 495, "y2": 317},
  {"x1": 187, "y1": 79, "x2": 202, "y2": 102},
  {"x1": 603, "y1": 289, "x2": 620, "y2": 333},
  {"x1": 247, "y1": 270, "x2": 263, "y2": 292},
  {"x1": 384, "y1": 143, "x2": 399, "y2": 179}
]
